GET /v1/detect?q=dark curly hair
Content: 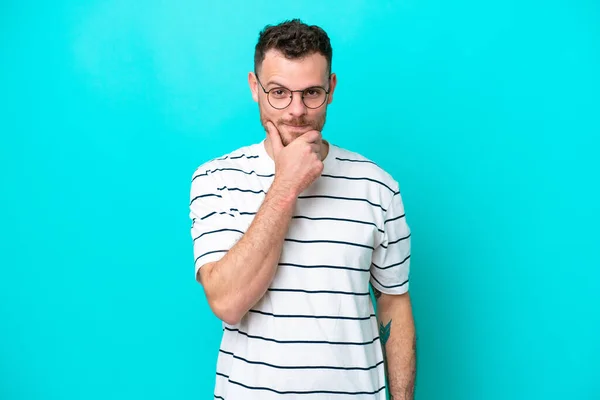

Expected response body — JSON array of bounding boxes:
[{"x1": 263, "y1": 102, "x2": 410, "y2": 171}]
[{"x1": 254, "y1": 19, "x2": 333, "y2": 75}]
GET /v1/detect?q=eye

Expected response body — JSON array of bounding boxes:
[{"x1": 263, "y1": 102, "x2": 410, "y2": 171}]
[
  {"x1": 270, "y1": 88, "x2": 290, "y2": 99},
  {"x1": 305, "y1": 88, "x2": 324, "y2": 97}
]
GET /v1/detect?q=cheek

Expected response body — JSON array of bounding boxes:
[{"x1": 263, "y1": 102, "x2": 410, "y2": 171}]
[
  {"x1": 259, "y1": 102, "x2": 281, "y2": 120},
  {"x1": 307, "y1": 109, "x2": 326, "y2": 125},
  {"x1": 309, "y1": 106, "x2": 327, "y2": 117}
]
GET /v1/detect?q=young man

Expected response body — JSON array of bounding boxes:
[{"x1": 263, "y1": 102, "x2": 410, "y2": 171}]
[{"x1": 190, "y1": 19, "x2": 416, "y2": 400}]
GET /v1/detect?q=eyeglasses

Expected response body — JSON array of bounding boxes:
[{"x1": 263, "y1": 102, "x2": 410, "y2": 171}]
[{"x1": 255, "y1": 75, "x2": 331, "y2": 110}]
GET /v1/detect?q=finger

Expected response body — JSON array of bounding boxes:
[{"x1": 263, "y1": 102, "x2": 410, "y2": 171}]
[
  {"x1": 309, "y1": 143, "x2": 321, "y2": 155},
  {"x1": 266, "y1": 121, "x2": 284, "y2": 157},
  {"x1": 299, "y1": 130, "x2": 322, "y2": 144}
]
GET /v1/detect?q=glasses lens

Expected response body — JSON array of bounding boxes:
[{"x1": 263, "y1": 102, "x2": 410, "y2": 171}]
[
  {"x1": 268, "y1": 88, "x2": 292, "y2": 109},
  {"x1": 303, "y1": 87, "x2": 327, "y2": 108}
]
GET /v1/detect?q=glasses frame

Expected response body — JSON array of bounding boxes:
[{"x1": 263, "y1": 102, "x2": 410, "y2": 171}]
[{"x1": 255, "y1": 73, "x2": 332, "y2": 110}]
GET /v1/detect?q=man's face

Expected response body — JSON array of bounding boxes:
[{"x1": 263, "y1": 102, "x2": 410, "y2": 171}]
[{"x1": 249, "y1": 50, "x2": 337, "y2": 146}]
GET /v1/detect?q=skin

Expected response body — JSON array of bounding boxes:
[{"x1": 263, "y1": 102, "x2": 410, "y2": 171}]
[
  {"x1": 197, "y1": 49, "x2": 335, "y2": 325},
  {"x1": 198, "y1": 48, "x2": 416, "y2": 397},
  {"x1": 248, "y1": 49, "x2": 337, "y2": 161},
  {"x1": 373, "y1": 287, "x2": 417, "y2": 400}
]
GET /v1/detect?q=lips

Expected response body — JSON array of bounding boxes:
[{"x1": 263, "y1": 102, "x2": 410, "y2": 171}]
[
  {"x1": 284, "y1": 124, "x2": 310, "y2": 130},
  {"x1": 284, "y1": 123, "x2": 307, "y2": 127}
]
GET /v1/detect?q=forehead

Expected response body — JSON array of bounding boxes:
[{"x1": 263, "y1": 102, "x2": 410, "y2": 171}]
[{"x1": 260, "y1": 49, "x2": 329, "y2": 86}]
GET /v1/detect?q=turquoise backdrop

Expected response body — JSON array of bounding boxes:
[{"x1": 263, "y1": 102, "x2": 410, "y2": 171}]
[{"x1": 1, "y1": 1, "x2": 599, "y2": 399}]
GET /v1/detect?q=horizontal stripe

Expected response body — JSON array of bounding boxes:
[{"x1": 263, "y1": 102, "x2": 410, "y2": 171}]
[
  {"x1": 321, "y1": 173, "x2": 396, "y2": 194},
  {"x1": 292, "y1": 215, "x2": 384, "y2": 233},
  {"x1": 228, "y1": 379, "x2": 385, "y2": 396},
  {"x1": 195, "y1": 249, "x2": 228, "y2": 263},
  {"x1": 285, "y1": 238, "x2": 374, "y2": 250},
  {"x1": 335, "y1": 157, "x2": 378, "y2": 165},
  {"x1": 248, "y1": 309, "x2": 376, "y2": 321},
  {"x1": 214, "y1": 395, "x2": 225, "y2": 400},
  {"x1": 227, "y1": 208, "x2": 257, "y2": 216},
  {"x1": 216, "y1": 372, "x2": 229, "y2": 379},
  {"x1": 230, "y1": 154, "x2": 259, "y2": 160},
  {"x1": 217, "y1": 186, "x2": 267, "y2": 195},
  {"x1": 215, "y1": 153, "x2": 260, "y2": 161},
  {"x1": 372, "y1": 254, "x2": 411, "y2": 270},
  {"x1": 297, "y1": 195, "x2": 386, "y2": 211},
  {"x1": 388, "y1": 233, "x2": 411, "y2": 245},
  {"x1": 219, "y1": 350, "x2": 383, "y2": 371},
  {"x1": 199, "y1": 211, "x2": 234, "y2": 220},
  {"x1": 384, "y1": 213, "x2": 406, "y2": 224},
  {"x1": 199, "y1": 211, "x2": 217, "y2": 220},
  {"x1": 371, "y1": 274, "x2": 409, "y2": 289},
  {"x1": 268, "y1": 288, "x2": 370, "y2": 296},
  {"x1": 225, "y1": 327, "x2": 380, "y2": 346},
  {"x1": 193, "y1": 228, "x2": 244, "y2": 242},
  {"x1": 190, "y1": 193, "x2": 222, "y2": 205},
  {"x1": 279, "y1": 262, "x2": 369, "y2": 272},
  {"x1": 381, "y1": 233, "x2": 411, "y2": 248},
  {"x1": 192, "y1": 168, "x2": 274, "y2": 182}
]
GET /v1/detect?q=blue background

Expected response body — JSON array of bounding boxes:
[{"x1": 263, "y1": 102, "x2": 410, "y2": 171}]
[{"x1": 1, "y1": 1, "x2": 599, "y2": 399}]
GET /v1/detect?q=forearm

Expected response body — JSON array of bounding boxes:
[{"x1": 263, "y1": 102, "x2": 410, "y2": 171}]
[
  {"x1": 376, "y1": 291, "x2": 416, "y2": 400},
  {"x1": 201, "y1": 184, "x2": 297, "y2": 324}
]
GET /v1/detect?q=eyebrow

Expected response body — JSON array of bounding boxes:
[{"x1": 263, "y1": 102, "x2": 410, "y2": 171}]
[
  {"x1": 266, "y1": 80, "x2": 326, "y2": 90},
  {"x1": 265, "y1": 80, "x2": 287, "y2": 88}
]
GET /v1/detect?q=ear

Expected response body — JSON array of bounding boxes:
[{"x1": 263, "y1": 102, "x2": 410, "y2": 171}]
[
  {"x1": 327, "y1": 73, "x2": 337, "y2": 104},
  {"x1": 248, "y1": 71, "x2": 259, "y2": 103}
]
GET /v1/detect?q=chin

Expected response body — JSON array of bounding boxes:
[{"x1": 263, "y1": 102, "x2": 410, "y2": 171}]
[
  {"x1": 282, "y1": 124, "x2": 312, "y2": 138},
  {"x1": 280, "y1": 133, "x2": 301, "y2": 146}
]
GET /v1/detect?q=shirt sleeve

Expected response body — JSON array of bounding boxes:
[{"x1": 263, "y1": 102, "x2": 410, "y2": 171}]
[
  {"x1": 370, "y1": 188, "x2": 412, "y2": 295},
  {"x1": 189, "y1": 169, "x2": 245, "y2": 280}
]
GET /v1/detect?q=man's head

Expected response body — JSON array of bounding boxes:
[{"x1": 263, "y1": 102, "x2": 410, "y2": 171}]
[{"x1": 249, "y1": 19, "x2": 337, "y2": 147}]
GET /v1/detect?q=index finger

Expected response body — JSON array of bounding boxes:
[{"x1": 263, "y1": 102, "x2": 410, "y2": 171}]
[
  {"x1": 298, "y1": 130, "x2": 322, "y2": 144},
  {"x1": 266, "y1": 121, "x2": 284, "y2": 157}
]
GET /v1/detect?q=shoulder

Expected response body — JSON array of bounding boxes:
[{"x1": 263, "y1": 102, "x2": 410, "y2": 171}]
[
  {"x1": 331, "y1": 144, "x2": 401, "y2": 194},
  {"x1": 190, "y1": 143, "x2": 264, "y2": 181}
]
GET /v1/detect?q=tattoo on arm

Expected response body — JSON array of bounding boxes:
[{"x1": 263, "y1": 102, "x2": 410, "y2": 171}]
[
  {"x1": 380, "y1": 319, "x2": 392, "y2": 393},
  {"x1": 380, "y1": 319, "x2": 392, "y2": 346},
  {"x1": 371, "y1": 285, "x2": 401, "y2": 396}
]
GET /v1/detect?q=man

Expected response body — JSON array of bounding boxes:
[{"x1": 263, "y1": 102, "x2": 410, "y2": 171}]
[{"x1": 189, "y1": 19, "x2": 416, "y2": 399}]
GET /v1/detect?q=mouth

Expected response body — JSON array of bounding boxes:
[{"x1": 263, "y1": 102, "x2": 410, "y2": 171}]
[{"x1": 283, "y1": 124, "x2": 311, "y2": 133}]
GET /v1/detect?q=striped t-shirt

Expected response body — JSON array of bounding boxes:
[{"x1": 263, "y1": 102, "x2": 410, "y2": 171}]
[{"x1": 189, "y1": 139, "x2": 411, "y2": 400}]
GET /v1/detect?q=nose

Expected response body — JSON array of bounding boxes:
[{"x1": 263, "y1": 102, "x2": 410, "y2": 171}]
[{"x1": 287, "y1": 91, "x2": 307, "y2": 117}]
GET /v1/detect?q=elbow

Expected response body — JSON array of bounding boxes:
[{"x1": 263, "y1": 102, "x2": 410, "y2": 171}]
[
  {"x1": 220, "y1": 312, "x2": 243, "y2": 326},
  {"x1": 198, "y1": 262, "x2": 246, "y2": 325},
  {"x1": 210, "y1": 298, "x2": 245, "y2": 325}
]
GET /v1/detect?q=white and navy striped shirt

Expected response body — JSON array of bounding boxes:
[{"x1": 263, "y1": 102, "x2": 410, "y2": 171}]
[{"x1": 190, "y1": 139, "x2": 411, "y2": 399}]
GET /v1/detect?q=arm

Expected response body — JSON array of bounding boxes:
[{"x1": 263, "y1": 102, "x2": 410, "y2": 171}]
[
  {"x1": 194, "y1": 123, "x2": 324, "y2": 325},
  {"x1": 198, "y1": 185, "x2": 296, "y2": 325},
  {"x1": 369, "y1": 184, "x2": 414, "y2": 398},
  {"x1": 373, "y1": 288, "x2": 416, "y2": 400}
]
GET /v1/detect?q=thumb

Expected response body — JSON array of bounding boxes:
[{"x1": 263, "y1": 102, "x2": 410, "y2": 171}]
[{"x1": 266, "y1": 121, "x2": 284, "y2": 157}]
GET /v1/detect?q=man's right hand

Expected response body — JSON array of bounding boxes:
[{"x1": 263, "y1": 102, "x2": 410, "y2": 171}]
[{"x1": 266, "y1": 121, "x2": 324, "y2": 197}]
